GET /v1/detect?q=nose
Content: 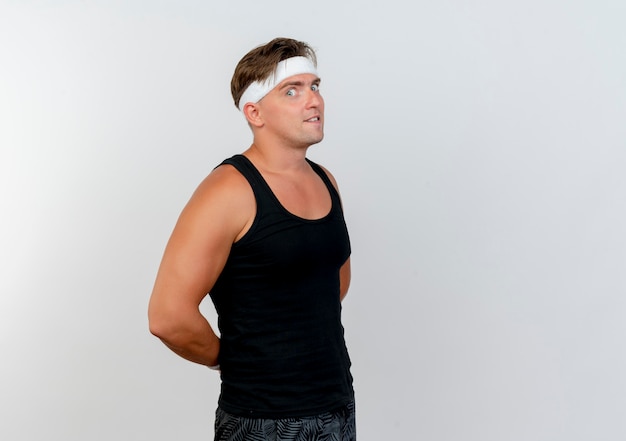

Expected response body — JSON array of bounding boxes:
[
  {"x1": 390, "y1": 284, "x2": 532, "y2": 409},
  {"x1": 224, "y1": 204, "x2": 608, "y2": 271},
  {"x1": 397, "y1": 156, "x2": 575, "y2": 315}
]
[{"x1": 306, "y1": 87, "x2": 323, "y2": 108}]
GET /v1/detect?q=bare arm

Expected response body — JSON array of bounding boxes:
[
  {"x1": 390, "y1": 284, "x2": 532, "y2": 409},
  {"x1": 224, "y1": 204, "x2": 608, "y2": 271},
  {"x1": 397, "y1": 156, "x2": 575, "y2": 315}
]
[
  {"x1": 339, "y1": 257, "x2": 351, "y2": 301},
  {"x1": 148, "y1": 165, "x2": 254, "y2": 367}
]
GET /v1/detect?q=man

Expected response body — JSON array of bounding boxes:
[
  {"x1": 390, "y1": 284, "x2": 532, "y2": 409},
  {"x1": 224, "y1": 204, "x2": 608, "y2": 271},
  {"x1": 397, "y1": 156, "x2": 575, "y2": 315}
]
[{"x1": 148, "y1": 37, "x2": 355, "y2": 441}]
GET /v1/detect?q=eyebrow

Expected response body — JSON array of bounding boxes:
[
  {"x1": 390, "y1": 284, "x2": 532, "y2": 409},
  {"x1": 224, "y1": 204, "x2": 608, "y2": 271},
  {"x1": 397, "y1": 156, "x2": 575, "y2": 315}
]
[{"x1": 277, "y1": 77, "x2": 322, "y2": 90}]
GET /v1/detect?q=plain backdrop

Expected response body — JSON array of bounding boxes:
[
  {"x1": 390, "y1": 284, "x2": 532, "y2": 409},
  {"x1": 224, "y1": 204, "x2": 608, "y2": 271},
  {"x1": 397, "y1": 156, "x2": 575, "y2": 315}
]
[{"x1": 1, "y1": 1, "x2": 625, "y2": 440}]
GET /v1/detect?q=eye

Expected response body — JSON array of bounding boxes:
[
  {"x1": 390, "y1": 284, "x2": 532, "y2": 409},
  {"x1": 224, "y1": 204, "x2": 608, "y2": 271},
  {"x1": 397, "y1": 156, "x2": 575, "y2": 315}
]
[
  {"x1": 311, "y1": 84, "x2": 320, "y2": 92},
  {"x1": 286, "y1": 88, "x2": 297, "y2": 96}
]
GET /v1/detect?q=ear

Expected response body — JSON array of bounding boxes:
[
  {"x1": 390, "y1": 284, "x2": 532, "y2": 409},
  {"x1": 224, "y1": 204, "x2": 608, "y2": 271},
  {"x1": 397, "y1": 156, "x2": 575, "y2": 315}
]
[{"x1": 243, "y1": 103, "x2": 264, "y2": 128}]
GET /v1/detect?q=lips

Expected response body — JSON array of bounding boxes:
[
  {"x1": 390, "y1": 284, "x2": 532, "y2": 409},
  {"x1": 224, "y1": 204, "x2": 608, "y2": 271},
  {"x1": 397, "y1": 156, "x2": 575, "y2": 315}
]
[{"x1": 305, "y1": 116, "x2": 320, "y2": 122}]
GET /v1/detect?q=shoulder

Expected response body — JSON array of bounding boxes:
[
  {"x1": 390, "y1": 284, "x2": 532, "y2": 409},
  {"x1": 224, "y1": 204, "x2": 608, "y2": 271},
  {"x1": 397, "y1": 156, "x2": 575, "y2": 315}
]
[
  {"x1": 180, "y1": 162, "x2": 255, "y2": 242},
  {"x1": 191, "y1": 161, "x2": 253, "y2": 202},
  {"x1": 310, "y1": 161, "x2": 340, "y2": 193}
]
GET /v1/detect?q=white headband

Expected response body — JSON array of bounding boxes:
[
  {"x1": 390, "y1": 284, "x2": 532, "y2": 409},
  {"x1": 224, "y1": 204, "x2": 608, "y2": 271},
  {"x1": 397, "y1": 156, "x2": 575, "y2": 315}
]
[{"x1": 238, "y1": 56, "x2": 318, "y2": 111}]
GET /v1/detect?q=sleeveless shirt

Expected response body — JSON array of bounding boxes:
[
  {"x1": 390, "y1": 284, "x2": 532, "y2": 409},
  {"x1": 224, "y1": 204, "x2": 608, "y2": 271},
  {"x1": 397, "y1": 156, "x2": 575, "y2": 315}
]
[{"x1": 209, "y1": 154, "x2": 354, "y2": 418}]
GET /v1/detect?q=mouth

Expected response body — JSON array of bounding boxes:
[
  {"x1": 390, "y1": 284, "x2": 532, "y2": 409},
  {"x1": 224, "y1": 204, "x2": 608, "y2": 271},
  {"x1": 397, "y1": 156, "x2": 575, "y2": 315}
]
[{"x1": 305, "y1": 116, "x2": 321, "y2": 122}]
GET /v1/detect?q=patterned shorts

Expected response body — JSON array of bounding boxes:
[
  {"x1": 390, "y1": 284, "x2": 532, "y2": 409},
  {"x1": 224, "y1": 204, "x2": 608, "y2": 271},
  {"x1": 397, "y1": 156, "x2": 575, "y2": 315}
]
[{"x1": 214, "y1": 401, "x2": 356, "y2": 441}]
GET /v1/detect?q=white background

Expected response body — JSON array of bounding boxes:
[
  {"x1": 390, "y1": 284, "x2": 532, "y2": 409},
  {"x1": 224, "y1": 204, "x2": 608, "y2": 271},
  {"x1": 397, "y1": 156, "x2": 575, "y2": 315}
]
[{"x1": 1, "y1": 1, "x2": 625, "y2": 440}]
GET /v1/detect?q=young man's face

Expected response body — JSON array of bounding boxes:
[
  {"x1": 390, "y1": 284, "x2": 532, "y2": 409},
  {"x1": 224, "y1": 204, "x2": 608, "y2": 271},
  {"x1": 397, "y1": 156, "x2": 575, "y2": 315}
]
[{"x1": 256, "y1": 73, "x2": 325, "y2": 148}]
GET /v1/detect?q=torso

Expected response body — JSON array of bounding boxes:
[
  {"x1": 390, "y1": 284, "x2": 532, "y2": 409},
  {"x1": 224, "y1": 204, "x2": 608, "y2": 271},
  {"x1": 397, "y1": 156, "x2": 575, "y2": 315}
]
[{"x1": 209, "y1": 154, "x2": 353, "y2": 418}]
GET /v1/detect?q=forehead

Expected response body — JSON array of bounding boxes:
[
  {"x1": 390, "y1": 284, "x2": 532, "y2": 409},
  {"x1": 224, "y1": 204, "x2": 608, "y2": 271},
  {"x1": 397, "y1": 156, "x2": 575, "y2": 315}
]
[{"x1": 274, "y1": 73, "x2": 321, "y2": 89}]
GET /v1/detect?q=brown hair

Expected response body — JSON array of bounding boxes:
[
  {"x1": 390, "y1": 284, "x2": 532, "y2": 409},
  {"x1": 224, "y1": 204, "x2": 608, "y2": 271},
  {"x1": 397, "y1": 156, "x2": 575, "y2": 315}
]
[{"x1": 230, "y1": 37, "x2": 317, "y2": 109}]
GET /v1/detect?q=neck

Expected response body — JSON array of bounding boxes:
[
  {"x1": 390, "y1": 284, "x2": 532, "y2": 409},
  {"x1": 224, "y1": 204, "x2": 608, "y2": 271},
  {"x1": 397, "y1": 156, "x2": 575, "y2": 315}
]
[{"x1": 243, "y1": 142, "x2": 310, "y2": 174}]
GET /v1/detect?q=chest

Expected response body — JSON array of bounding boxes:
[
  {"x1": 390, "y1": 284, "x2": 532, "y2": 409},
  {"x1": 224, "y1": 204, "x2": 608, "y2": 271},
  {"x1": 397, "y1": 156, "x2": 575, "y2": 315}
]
[{"x1": 261, "y1": 171, "x2": 332, "y2": 220}]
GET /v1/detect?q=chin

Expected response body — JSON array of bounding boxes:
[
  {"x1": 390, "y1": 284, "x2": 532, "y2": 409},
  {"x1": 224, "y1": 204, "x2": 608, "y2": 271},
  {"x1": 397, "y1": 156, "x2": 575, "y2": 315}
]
[
  {"x1": 311, "y1": 131, "x2": 325, "y2": 144},
  {"x1": 308, "y1": 136, "x2": 324, "y2": 147}
]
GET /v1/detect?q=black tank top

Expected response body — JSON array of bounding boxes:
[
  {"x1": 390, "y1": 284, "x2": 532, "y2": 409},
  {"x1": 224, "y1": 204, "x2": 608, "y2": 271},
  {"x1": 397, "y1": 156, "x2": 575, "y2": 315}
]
[{"x1": 209, "y1": 154, "x2": 354, "y2": 418}]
